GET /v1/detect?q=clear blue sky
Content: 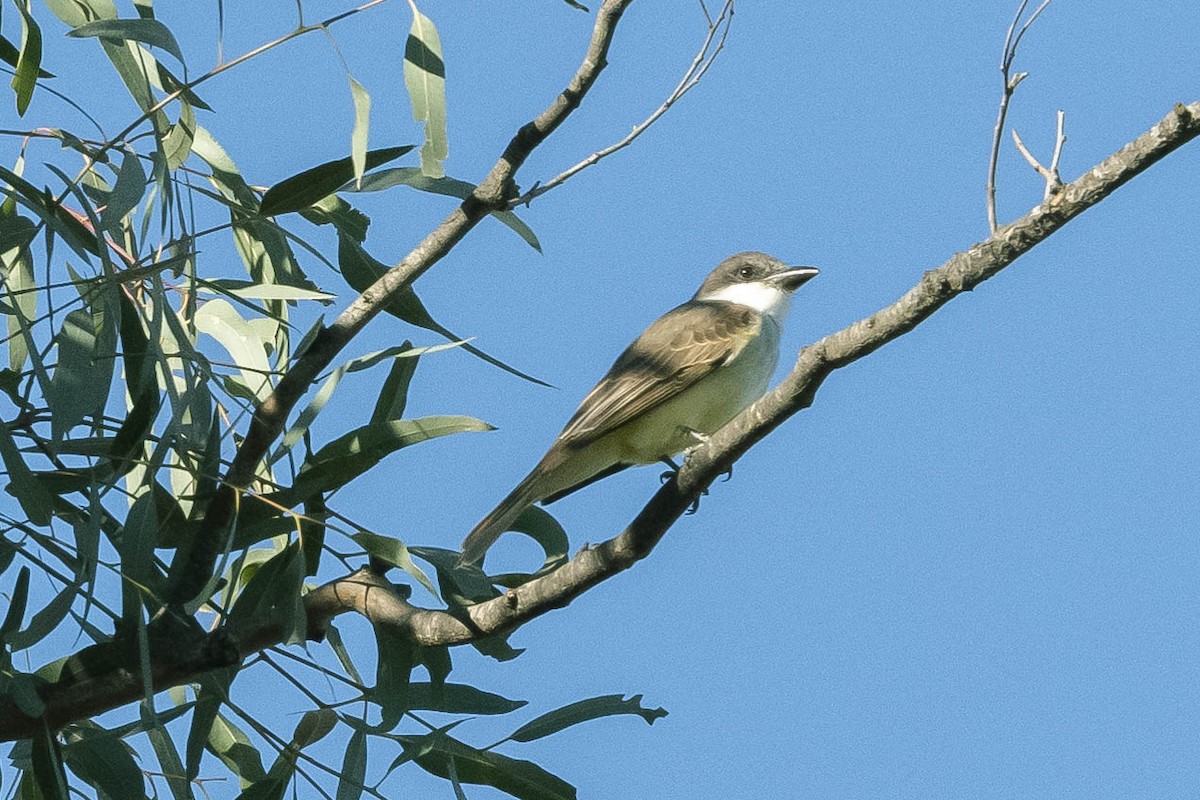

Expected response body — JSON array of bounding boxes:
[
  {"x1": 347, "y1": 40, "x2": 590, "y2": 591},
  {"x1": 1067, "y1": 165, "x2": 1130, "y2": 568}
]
[{"x1": 9, "y1": 1, "x2": 1200, "y2": 797}]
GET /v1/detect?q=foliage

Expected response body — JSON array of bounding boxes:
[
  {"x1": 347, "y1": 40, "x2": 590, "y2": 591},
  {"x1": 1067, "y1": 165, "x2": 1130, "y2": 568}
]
[{"x1": 0, "y1": 1, "x2": 662, "y2": 797}]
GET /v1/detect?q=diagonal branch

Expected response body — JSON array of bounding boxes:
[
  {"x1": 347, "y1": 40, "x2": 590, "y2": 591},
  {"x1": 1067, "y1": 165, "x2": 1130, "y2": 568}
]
[
  {"x1": 4, "y1": 100, "x2": 1195, "y2": 745},
  {"x1": 162, "y1": 0, "x2": 637, "y2": 608}
]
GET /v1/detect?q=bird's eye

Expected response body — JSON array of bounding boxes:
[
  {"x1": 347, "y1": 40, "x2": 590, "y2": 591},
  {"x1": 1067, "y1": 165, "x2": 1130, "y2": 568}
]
[{"x1": 738, "y1": 266, "x2": 755, "y2": 279}]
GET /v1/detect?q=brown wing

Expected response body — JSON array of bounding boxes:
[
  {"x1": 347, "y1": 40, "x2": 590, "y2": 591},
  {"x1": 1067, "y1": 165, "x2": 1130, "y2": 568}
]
[{"x1": 555, "y1": 301, "x2": 761, "y2": 448}]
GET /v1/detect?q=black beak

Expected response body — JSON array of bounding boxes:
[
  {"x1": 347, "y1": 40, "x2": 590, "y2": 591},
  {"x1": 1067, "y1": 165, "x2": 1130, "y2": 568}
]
[{"x1": 773, "y1": 266, "x2": 820, "y2": 291}]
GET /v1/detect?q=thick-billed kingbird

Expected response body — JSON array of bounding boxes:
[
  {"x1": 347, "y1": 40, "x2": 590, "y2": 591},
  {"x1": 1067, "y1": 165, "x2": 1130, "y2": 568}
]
[{"x1": 460, "y1": 251, "x2": 818, "y2": 566}]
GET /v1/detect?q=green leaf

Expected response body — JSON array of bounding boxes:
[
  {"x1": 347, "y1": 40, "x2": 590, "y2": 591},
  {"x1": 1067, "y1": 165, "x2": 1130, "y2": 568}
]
[
  {"x1": 142, "y1": 701, "x2": 190, "y2": 800},
  {"x1": 187, "y1": 667, "x2": 236, "y2": 781},
  {"x1": 228, "y1": 543, "x2": 306, "y2": 645},
  {"x1": 200, "y1": 279, "x2": 335, "y2": 302},
  {"x1": 43, "y1": 0, "x2": 118, "y2": 28},
  {"x1": 47, "y1": 308, "x2": 111, "y2": 439},
  {"x1": 370, "y1": 341, "x2": 418, "y2": 424},
  {"x1": 403, "y1": 1, "x2": 448, "y2": 178},
  {"x1": 0, "y1": 166, "x2": 101, "y2": 259},
  {"x1": 274, "y1": 341, "x2": 456, "y2": 465},
  {"x1": 1, "y1": 212, "x2": 38, "y2": 372},
  {"x1": 0, "y1": 565, "x2": 31, "y2": 643},
  {"x1": 0, "y1": 422, "x2": 53, "y2": 526},
  {"x1": 120, "y1": 492, "x2": 157, "y2": 621},
  {"x1": 374, "y1": 621, "x2": 415, "y2": 730},
  {"x1": 99, "y1": 149, "x2": 147, "y2": 232},
  {"x1": 7, "y1": 672, "x2": 46, "y2": 717},
  {"x1": 6, "y1": 578, "x2": 78, "y2": 650},
  {"x1": 62, "y1": 732, "x2": 144, "y2": 799},
  {"x1": 348, "y1": 77, "x2": 370, "y2": 188},
  {"x1": 67, "y1": 18, "x2": 185, "y2": 63},
  {"x1": 396, "y1": 732, "x2": 576, "y2": 800},
  {"x1": 290, "y1": 708, "x2": 337, "y2": 749},
  {"x1": 335, "y1": 727, "x2": 367, "y2": 800},
  {"x1": 287, "y1": 416, "x2": 492, "y2": 503},
  {"x1": 405, "y1": 682, "x2": 526, "y2": 716},
  {"x1": 350, "y1": 167, "x2": 540, "y2": 252},
  {"x1": 337, "y1": 235, "x2": 549, "y2": 384},
  {"x1": 488, "y1": 507, "x2": 571, "y2": 587},
  {"x1": 258, "y1": 145, "x2": 414, "y2": 217},
  {"x1": 208, "y1": 711, "x2": 267, "y2": 785},
  {"x1": 505, "y1": 694, "x2": 668, "y2": 744},
  {"x1": 352, "y1": 532, "x2": 437, "y2": 597},
  {"x1": 31, "y1": 728, "x2": 70, "y2": 800},
  {"x1": 0, "y1": 34, "x2": 53, "y2": 77},
  {"x1": 163, "y1": 96, "x2": 195, "y2": 170},
  {"x1": 10, "y1": 1, "x2": 43, "y2": 116},
  {"x1": 194, "y1": 298, "x2": 273, "y2": 402}
]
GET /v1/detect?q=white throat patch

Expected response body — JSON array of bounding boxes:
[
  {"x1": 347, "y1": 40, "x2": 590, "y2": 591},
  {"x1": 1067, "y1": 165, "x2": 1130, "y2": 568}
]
[{"x1": 701, "y1": 281, "x2": 793, "y2": 323}]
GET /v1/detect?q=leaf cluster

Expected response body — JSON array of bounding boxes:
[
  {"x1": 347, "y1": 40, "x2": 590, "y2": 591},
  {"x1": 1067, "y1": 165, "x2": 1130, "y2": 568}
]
[{"x1": 0, "y1": 1, "x2": 656, "y2": 797}]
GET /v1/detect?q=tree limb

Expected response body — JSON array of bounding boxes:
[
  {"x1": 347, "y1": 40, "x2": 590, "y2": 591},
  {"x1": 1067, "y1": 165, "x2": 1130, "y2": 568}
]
[{"x1": 4, "y1": 98, "x2": 1194, "y2": 745}]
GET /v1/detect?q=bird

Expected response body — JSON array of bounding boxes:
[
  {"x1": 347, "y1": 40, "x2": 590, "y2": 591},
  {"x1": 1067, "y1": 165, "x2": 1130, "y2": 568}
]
[{"x1": 459, "y1": 251, "x2": 819, "y2": 566}]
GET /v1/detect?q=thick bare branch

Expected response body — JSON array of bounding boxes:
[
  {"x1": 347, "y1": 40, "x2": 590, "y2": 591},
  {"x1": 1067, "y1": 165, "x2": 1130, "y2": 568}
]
[{"x1": 6, "y1": 98, "x2": 1194, "y2": 745}]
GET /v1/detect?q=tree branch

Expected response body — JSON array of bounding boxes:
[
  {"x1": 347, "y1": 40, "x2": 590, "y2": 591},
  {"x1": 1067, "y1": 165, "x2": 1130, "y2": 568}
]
[
  {"x1": 5, "y1": 97, "x2": 1194, "y2": 746},
  {"x1": 162, "y1": 0, "x2": 637, "y2": 607}
]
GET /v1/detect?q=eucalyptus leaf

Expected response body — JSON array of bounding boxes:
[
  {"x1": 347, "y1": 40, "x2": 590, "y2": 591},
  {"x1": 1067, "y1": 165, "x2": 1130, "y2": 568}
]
[
  {"x1": 403, "y1": 2, "x2": 448, "y2": 178},
  {"x1": 286, "y1": 415, "x2": 492, "y2": 503},
  {"x1": 0, "y1": 422, "x2": 53, "y2": 526},
  {"x1": 348, "y1": 76, "x2": 371, "y2": 188},
  {"x1": 335, "y1": 727, "x2": 368, "y2": 800},
  {"x1": 10, "y1": 1, "x2": 43, "y2": 116},
  {"x1": 47, "y1": 308, "x2": 111, "y2": 439},
  {"x1": 67, "y1": 18, "x2": 185, "y2": 64},
  {"x1": 258, "y1": 145, "x2": 414, "y2": 217},
  {"x1": 396, "y1": 732, "x2": 576, "y2": 800},
  {"x1": 98, "y1": 149, "x2": 147, "y2": 232},
  {"x1": 504, "y1": 694, "x2": 668, "y2": 744},
  {"x1": 337, "y1": 235, "x2": 549, "y2": 384},
  {"x1": 62, "y1": 732, "x2": 144, "y2": 799},
  {"x1": 349, "y1": 167, "x2": 540, "y2": 252}
]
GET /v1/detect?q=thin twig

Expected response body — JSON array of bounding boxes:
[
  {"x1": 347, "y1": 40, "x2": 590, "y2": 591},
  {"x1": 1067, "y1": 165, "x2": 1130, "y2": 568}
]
[
  {"x1": 1010, "y1": 109, "x2": 1067, "y2": 200},
  {"x1": 511, "y1": 0, "x2": 734, "y2": 207},
  {"x1": 986, "y1": 0, "x2": 1053, "y2": 233}
]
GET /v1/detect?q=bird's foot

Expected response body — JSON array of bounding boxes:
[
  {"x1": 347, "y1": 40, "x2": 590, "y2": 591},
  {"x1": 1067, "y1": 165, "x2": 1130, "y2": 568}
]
[{"x1": 659, "y1": 456, "x2": 681, "y2": 484}]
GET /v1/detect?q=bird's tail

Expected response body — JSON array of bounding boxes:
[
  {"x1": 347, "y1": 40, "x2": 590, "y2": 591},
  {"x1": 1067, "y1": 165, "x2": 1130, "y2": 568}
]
[{"x1": 459, "y1": 470, "x2": 543, "y2": 566}]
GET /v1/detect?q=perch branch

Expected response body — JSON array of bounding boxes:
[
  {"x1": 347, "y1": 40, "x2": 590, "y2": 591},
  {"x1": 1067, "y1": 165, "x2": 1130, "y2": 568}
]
[{"x1": 3, "y1": 95, "x2": 1194, "y2": 745}]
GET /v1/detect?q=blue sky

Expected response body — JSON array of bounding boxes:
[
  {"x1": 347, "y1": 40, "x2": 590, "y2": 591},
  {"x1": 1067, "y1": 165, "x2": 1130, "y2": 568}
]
[{"x1": 7, "y1": 1, "x2": 1200, "y2": 797}]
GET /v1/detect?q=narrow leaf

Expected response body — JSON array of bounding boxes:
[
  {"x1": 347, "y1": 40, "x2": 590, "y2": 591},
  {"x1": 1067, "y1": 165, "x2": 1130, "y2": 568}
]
[
  {"x1": 370, "y1": 341, "x2": 418, "y2": 424},
  {"x1": 337, "y1": 235, "x2": 549, "y2": 384},
  {"x1": 505, "y1": 694, "x2": 668, "y2": 744},
  {"x1": 286, "y1": 416, "x2": 492, "y2": 503},
  {"x1": 403, "y1": 1, "x2": 448, "y2": 178},
  {"x1": 47, "y1": 308, "x2": 111, "y2": 439},
  {"x1": 348, "y1": 77, "x2": 370, "y2": 188},
  {"x1": 99, "y1": 149, "x2": 147, "y2": 232},
  {"x1": 258, "y1": 145, "x2": 414, "y2": 217},
  {"x1": 0, "y1": 565, "x2": 31, "y2": 643},
  {"x1": 397, "y1": 732, "x2": 575, "y2": 800},
  {"x1": 335, "y1": 728, "x2": 368, "y2": 800},
  {"x1": 351, "y1": 532, "x2": 436, "y2": 597},
  {"x1": 228, "y1": 544, "x2": 306, "y2": 645},
  {"x1": 350, "y1": 166, "x2": 540, "y2": 251},
  {"x1": 0, "y1": 422, "x2": 53, "y2": 525},
  {"x1": 63, "y1": 732, "x2": 144, "y2": 799},
  {"x1": 10, "y1": 2, "x2": 43, "y2": 116},
  {"x1": 67, "y1": 18, "x2": 185, "y2": 64}
]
